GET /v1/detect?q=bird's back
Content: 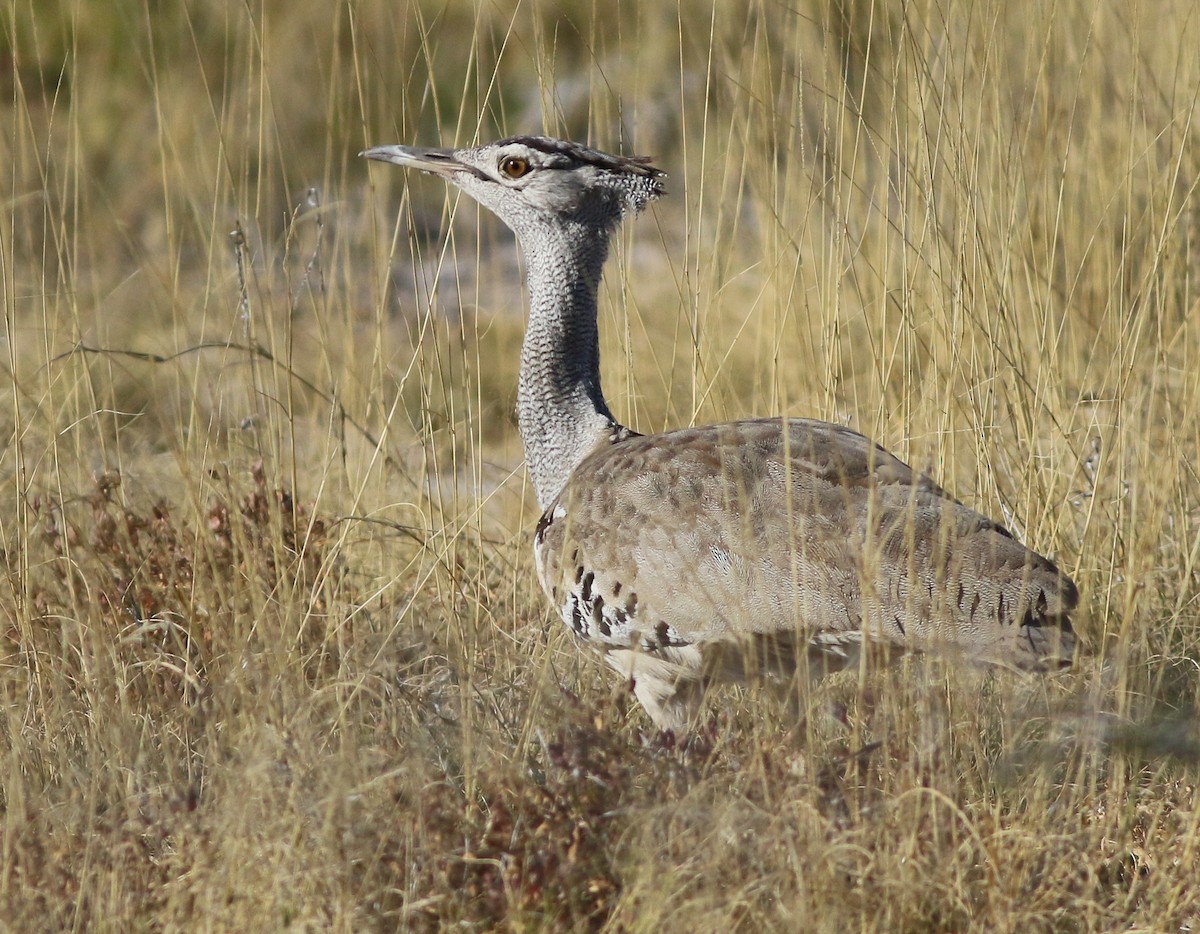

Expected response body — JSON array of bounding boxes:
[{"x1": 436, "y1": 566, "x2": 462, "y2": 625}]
[{"x1": 533, "y1": 417, "x2": 1077, "y2": 727}]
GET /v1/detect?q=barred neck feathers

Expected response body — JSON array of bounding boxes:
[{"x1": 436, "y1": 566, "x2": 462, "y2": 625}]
[{"x1": 514, "y1": 217, "x2": 618, "y2": 506}]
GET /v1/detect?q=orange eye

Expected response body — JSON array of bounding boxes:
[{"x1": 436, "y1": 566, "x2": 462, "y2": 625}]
[{"x1": 499, "y1": 156, "x2": 530, "y2": 178}]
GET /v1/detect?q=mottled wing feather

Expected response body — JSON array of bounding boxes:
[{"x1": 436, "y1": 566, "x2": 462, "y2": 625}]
[{"x1": 534, "y1": 417, "x2": 1077, "y2": 721}]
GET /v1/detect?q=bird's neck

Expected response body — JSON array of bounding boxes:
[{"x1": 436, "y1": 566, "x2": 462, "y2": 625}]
[{"x1": 516, "y1": 223, "x2": 621, "y2": 508}]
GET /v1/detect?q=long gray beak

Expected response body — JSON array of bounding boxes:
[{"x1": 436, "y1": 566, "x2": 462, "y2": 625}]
[{"x1": 360, "y1": 144, "x2": 468, "y2": 178}]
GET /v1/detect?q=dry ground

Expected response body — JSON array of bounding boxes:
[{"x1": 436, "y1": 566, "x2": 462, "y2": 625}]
[{"x1": 3, "y1": 0, "x2": 1200, "y2": 930}]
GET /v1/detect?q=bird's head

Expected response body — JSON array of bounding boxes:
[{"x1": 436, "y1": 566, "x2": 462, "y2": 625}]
[{"x1": 362, "y1": 135, "x2": 665, "y2": 234}]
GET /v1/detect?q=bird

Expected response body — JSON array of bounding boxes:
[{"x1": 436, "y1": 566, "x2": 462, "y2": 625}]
[{"x1": 362, "y1": 135, "x2": 1078, "y2": 731}]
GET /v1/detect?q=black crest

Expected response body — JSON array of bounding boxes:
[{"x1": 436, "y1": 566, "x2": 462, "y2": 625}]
[{"x1": 495, "y1": 136, "x2": 666, "y2": 182}]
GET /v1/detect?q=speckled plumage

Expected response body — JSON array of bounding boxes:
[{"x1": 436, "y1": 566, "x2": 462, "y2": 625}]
[{"x1": 364, "y1": 135, "x2": 1078, "y2": 731}]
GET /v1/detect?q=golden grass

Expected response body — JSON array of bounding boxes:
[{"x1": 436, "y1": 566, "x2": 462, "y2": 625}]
[{"x1": 3, "y1": 0, "x2": 1199, "y2": 929}]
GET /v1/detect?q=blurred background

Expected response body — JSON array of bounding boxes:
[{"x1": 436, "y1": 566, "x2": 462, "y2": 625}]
[{"x1": 3, "y1": 0, "x2": 1199, "y2": 928}]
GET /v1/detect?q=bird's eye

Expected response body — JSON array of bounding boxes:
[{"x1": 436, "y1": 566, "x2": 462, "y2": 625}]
[{"x1": 499, "y1": 156, "x2": 531, "y2": 179}]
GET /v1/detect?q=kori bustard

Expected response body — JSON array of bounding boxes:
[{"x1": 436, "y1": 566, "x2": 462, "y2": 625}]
[{"x1": 363, "y1": 135, "x2": 1078, "y2": 731}]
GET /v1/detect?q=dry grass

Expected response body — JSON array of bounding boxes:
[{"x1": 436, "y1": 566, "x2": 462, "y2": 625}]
[{"x1": 3, "y1": 0, "x2": 1200, "y2": 929}]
